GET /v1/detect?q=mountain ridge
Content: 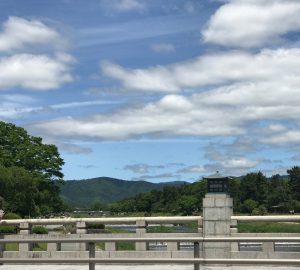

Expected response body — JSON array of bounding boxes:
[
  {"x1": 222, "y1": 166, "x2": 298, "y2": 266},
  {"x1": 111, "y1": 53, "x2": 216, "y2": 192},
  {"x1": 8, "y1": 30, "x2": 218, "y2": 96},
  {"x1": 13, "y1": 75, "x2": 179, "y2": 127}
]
[{"x1": 60, "y1": 176, "x2": 186, "y2": 207}]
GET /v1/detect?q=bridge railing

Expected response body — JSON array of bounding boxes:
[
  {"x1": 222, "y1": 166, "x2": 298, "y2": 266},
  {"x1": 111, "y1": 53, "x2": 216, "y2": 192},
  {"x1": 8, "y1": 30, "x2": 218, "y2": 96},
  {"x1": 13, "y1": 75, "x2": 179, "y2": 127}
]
[
  {"x1": 1, "y1": 215, "x2": 300, "y2": 253},
  {"x1": 0, "y1": 236, "x2": 300, "y2": 270}
]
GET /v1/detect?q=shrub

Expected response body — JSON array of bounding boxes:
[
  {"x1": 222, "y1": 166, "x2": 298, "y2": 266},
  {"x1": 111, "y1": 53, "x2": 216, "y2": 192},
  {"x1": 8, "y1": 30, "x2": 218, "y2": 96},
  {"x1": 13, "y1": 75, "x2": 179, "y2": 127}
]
[{"x1": 32, "y1": 226, "x2": 48, "y2": 234}]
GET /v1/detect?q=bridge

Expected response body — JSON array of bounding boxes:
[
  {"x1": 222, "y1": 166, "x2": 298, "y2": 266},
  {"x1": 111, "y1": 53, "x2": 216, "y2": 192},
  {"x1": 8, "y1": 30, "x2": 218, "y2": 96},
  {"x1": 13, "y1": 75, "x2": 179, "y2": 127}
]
[{"x1": 0, "y1": 194, "x2": 299, "y2": 269}]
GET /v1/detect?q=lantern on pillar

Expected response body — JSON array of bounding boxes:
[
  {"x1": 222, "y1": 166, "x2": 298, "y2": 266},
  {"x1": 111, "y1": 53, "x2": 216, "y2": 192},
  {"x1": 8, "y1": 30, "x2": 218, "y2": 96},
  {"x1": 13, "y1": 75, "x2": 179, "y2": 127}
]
[{"x1": 204, "y1": 171, "x2": 229, "y2": 193}]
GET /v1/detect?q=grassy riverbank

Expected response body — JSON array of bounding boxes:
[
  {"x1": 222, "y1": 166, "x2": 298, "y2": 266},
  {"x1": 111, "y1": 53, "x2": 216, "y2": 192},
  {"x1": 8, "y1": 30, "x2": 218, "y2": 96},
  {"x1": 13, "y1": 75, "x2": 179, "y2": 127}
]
[{"x1": 238, "y1": 221, "x2": 300, "y2": 233}]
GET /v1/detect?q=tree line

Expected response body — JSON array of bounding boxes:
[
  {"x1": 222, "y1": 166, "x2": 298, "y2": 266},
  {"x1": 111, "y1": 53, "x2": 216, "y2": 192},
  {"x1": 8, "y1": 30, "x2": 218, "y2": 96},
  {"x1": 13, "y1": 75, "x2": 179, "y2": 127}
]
[{"x1": 109, "y1": 169, "x2": 300, "y2": 215}]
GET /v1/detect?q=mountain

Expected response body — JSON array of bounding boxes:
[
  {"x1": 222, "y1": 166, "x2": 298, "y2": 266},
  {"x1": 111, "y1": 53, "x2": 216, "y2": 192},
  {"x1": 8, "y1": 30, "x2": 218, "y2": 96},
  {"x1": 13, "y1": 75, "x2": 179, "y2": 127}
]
[{"x1": 60, "y1": 177, "x2": 186, "y2": 208}]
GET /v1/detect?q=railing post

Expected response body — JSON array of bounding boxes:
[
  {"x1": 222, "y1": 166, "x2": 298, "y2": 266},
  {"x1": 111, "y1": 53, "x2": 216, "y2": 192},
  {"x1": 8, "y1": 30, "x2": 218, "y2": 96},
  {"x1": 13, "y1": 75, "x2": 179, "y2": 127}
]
[
  {"x1": 136, "y1": 220, "x2": 147, "y2": 251},
  {"x1": 0, "y1": 234, "x2": 3, "y2": 265},
  {"x1": 262, "y1": 241, "x2": 274, "y2": 257},
  {"x1": 230, "y1": 219, "x2": 239, "y2": 252},
  {"x1": 198, "y1": 218, "x2": 203, "y2": 257},
  {"x1": 47, "y1": 230, "x2": 60, "y2": 252},
  {"x1": 105, "y1": 241, "x2": 116, "y2": 251},
  {"x1": 76, "y1": 221, "x2": 88, "y2": 251},
  {"x1": 89, "y1": 242, "x2": 95, "y2": 270},
  {"x1": 194, "y1": 242, "x2": 200, "y2": 270},
  {"x1": 19, "y1": 222, "x2": 33, "y2": 252}
]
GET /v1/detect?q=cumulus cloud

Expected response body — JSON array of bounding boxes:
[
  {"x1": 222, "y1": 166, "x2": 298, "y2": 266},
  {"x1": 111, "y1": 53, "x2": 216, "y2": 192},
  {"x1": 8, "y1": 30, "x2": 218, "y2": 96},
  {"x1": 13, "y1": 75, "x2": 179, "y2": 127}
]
[
  {"x1": 202, "y1": 0, "x2": 300, "y2": 48},
  {"x1": 32, "y1": 49, "x2": 300, "y2": 145},
  {"x1": 0, "y1": 17, "x2": 74, "y2": 91},
  {"x1": 31, "y1": 93, "x2": 243, "y2": 140},
  {"x1": 0, "y1": 53, "x2": 74, "y2": 90},
  {"x1": 101, "y1": 48, "x2": 300, "y2": 92},
  {"x1": 0, "y1": 16, "x2": 65, "y2": 52}
]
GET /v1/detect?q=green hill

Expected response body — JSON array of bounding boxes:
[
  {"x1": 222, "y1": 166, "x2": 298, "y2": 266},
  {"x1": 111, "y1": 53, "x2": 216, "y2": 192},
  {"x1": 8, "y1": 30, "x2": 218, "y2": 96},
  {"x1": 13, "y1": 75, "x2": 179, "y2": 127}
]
[{"x1": 60, "y1": 177, "x2": 185, "y2": 208}]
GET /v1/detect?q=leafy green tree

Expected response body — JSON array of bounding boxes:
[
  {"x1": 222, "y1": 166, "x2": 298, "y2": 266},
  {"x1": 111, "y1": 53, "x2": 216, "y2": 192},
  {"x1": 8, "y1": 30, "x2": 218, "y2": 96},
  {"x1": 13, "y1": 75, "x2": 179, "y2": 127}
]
[
  {"x1": 266, "y1": 174, "x2": 291, "y2": 212},
  {"x1": 178, "y1": 195, "x2": 198, "y2": 215},
  {"x1": 0, "y1": 121, "x2": 64, "y2": 180},
  {"x1": 240, "y1": 172, "x2": 267, "y2": 205},
  {"x1": 0, "y1": 121, "x2": 65, "y2": 217},
  {"x1": 242, "y1": 199, "x2": 258, "y2": 214},
  {"x1": 287, "y1": 166, "x2": 300, "y2": 201}
]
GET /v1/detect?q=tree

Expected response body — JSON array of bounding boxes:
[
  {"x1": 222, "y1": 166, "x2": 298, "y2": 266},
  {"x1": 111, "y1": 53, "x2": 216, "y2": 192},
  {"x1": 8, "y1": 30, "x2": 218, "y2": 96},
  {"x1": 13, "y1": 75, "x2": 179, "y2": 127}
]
[
  {"x1": 287, "y1": 166, "x2": 300, "y2": 201},
  {"x1": 0, "y1": 121, "x2": 65, "y2": 217},
  {"x1": 266, "y1": 174, "x2": 291, "y2": 212},
  {"x1": 0, "y1": 121, "x2": 64, "y2": 181},
  {"x1": 240, "y1": 172, "x2": 267, "y2": 205}
]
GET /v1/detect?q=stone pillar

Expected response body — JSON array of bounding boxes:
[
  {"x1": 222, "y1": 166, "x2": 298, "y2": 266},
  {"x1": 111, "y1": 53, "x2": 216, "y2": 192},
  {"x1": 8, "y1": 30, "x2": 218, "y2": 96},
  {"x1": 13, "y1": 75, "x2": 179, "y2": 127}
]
[
  {"x1": 202, "y1": 193, "x2": 233, "y2": 258},
  {"x1": 19, "y1": 222, "x2": 33, "y2": 252},
  {"x1": 76, "y1": 221, "x2": 87, "y2": 251},
  {"x1": 135, "y1": 220, "x2": 147, "y2": 251}
]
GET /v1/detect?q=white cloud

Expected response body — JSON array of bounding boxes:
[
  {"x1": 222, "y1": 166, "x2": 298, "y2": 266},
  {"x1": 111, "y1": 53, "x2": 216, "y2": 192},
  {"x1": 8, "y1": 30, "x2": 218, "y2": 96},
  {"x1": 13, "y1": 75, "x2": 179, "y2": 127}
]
[
  {"x1": 151, "y1": 43, "x2": 175, "y2": 53},
  {"x1": 178, "y1": 165, "x2": 206, "y2": 174},
  {"x1": 101, "y1": 0, "x2": 145, "y2": 13},
  {"x1": 220, "y1": 158, "x2": 259, "y2": 169},
  {"x1": 0, "y1": 94, "x2": 37, "y2": 119},
  {"x1": 262, "y1": 130, "x2": 300, "y2": 145},
  {"x1": 0, "y1": 17, "x2": 74, "y2": 91},
  {"x1": 32, "y1": 49, "x2": 300, "y2": 143},
  {"x1": 101, "y1": 48, "x2": 300, "y2": 92},
  {"x1": 124, "y1": 163, "x2": 164, "y2": 174},
  {"x1": 202, "y1": 0, "x2": 300, "y2": 48},
  {"x1": 0, "y1": 53, "x2": 74, "y2": 90},
  {"x1": 0, "y1": 16, "x2": 65, "y2": 52}
]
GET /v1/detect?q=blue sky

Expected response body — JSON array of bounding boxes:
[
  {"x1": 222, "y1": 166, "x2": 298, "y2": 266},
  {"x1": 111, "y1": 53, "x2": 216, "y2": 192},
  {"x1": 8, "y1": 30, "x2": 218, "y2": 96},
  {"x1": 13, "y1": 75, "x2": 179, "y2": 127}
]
[{"x1": 1, "y1": 0, "x2": 300, "y2": 182}]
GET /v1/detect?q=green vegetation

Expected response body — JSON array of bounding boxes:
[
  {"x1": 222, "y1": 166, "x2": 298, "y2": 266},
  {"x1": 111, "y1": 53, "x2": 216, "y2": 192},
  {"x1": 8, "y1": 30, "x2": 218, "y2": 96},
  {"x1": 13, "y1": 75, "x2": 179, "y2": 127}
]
[
  {"x1": 32, "y1": 226, "x2": 48, "y2": 234},
  {"x1": 111, "y1": 170, "x2": 300, "y2": 215},
  {"x1": 60, "y1": 177, "x2": 185, "y2": 208},
  {"x1": 238, "y1": 222, "x2": 300, "y2": 233},
  {"x1": 0, "y1": 121, "x2": 66, "y2": 217}
]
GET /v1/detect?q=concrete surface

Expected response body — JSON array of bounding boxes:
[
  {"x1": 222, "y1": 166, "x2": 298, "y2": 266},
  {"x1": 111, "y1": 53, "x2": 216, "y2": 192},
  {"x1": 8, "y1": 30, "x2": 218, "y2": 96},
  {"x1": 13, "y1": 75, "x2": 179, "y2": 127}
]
[{"x1": 0, "y1": 265, "x2": 299, "y2": 270}]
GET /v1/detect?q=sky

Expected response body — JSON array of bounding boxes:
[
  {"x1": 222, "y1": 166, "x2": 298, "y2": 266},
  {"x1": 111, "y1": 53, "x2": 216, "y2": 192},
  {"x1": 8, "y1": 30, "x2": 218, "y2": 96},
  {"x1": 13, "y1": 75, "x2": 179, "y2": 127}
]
[{"x1": 0, "y1": 0, "x2": 300, "y2": 182}]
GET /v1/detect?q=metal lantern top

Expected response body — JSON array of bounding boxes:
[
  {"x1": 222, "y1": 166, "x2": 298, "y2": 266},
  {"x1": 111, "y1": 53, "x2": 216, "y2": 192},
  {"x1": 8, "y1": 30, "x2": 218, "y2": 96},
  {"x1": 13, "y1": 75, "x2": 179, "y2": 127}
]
[{"x1": 203, "y1": 171, "x2": 229, "y2": 193}]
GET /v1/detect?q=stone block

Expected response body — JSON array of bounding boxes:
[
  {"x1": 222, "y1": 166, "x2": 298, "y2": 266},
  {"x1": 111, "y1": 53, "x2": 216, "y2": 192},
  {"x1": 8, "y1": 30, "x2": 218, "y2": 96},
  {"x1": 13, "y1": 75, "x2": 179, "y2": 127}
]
[
  {"x1": 215, "y1": 221, "x2": 231, "y2": 235},
  {"x1": 203, "y1": 221, "x2": 216, "y2": 235},
  {"x1": 215, "y1": 197, "x2": 233, "y2": 207},
  {"x1": 203, "y1": 197, "x2": 216, "y2": 208}
]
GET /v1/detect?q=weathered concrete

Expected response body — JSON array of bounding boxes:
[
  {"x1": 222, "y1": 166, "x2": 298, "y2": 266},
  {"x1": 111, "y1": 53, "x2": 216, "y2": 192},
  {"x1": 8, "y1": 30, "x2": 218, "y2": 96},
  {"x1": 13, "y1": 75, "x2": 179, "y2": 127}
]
[
  {"x1": 0, "y1": 265, "x2": 299, "y2": 270},
  {"x1": 203, "y1": 193, "x2": 233, "y2": 259}
]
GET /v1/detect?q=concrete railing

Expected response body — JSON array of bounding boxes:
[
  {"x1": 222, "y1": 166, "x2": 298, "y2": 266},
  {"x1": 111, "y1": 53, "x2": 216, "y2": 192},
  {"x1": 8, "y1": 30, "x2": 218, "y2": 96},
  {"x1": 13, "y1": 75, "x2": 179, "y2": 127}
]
[
  {"x1": 0, "y1": 215, "x2": 299, "y2": 257},
  {"x1": 0, "y1": 236, "x2": 300, "y2": 270}
]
